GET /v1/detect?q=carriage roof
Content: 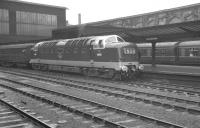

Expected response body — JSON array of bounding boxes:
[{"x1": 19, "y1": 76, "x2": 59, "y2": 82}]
[
  {"x1": 137, "y1": 42, "x2": 177, "y2": 48},
  {"x1": 179, "y1": 40, "x2": 200, "y2": 46},
  {"x1": 0, "y1": 43, "x2": 35, "y2": 49}
]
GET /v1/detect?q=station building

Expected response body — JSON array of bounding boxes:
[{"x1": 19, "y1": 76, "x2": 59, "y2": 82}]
[{"x1": 0, "y1": 0, "x2": 67, "y2": 44}]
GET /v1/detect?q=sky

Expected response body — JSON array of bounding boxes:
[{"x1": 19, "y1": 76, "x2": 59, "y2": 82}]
[{"x1": 23, "y1": 0, "x2": 200, "y2": 25}]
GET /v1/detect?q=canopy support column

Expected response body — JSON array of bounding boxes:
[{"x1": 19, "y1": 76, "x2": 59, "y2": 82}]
[{"x1": 151, "y1": 42, "x2": 156, "y2": 67}]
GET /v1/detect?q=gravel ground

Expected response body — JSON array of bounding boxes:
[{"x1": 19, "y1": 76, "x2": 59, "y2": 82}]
[{"x1": 1, "y1": 87, "x2": 101, "y2": 128}]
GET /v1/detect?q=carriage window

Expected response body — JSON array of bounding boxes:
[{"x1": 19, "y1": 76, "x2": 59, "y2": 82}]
[
  {"x1": 140, "y1": 49, "x2": 148, "y2": 56},
  {"x1": 156, "y1": 49, "x2": 167, "y2": 56},
  {"x1": 186, "y1": 48, "x2": 200, "y2": 56}
]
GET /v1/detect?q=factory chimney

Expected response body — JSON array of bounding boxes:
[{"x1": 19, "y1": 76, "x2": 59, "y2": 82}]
[{"x1": 78, "y1": 13, "x2": 81, "y2": 25}]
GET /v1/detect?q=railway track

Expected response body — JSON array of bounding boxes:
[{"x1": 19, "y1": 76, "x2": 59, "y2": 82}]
[
  {"x1": 0, "y1": 73, "x2": 187, "y2": 128},
  {"x1": 1, "y1": 67, "x2": 200, "y2": 96},
  {"x1": 137, "y1": 78, "x2": 200, "y2": 94},
  {"x1": 0, "y1": 68, "x2": 199, "y2": 127},
  {"x1": 1, "y1": 69, "x2": 200, "y2": 110},
  {"x1": 2, "y1": 67, "x2": 200, "y2": 96},
  {"x1": 2, "y1": 72, "x2": 200, "y2": 116},
  {"x1": 0, "y1": 90, "x2": 52, "y2": 128}
]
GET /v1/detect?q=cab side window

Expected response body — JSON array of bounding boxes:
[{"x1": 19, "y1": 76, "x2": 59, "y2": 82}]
[
  {"x1": 117, "y1": 37, "x2": 125, "y2": 42},
  {"x1": 98, "y1": 40, "x2": 103, "y2": 48},
  {"x1": 105, "y1": 36, "x2": 116, "y2": 43}
]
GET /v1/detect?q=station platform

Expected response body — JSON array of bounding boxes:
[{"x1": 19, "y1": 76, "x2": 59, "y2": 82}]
[{"x1": 143, "y1": 64, "x2": 200, "y2": 77}]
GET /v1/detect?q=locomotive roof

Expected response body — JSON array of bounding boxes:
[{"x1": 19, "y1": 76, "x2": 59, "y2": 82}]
[
  {"x1": 179, "y1": 40, "x2": 200, "y2": 46},
  {"x1": 0, "y1": 43, "x2": 35, "y2": 49},
  {"x1": 55, "y1": 35, "x2": 125, "y2": 47}
]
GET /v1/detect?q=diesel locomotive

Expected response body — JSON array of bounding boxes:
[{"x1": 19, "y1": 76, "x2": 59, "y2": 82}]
[{"x1": 0, "y1": 35, "x2": 144, "y2": 80}]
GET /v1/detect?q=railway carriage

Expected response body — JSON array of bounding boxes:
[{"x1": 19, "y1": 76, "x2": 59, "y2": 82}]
[
  {"x1": 177, "y1": 40, "x2": 200, "y2": 65},
  {"x1": 137, "y1": 41, "x2": 200, "y2": 65},
  {"x1": 30, "y1": 35, "x2": 143, "y2": 79},
  {"x1": 155, "y1": 42, "x2": 178, "y2": 64},
  {"x1": 136, "y1": 43, "x2": 152, "y2": 64},
  {"x1": 0, "y1": 43, "x2": 35, "y2": 67},
  {"x1": 137, "y1": 42, "x2": 178, "y2": 64}
]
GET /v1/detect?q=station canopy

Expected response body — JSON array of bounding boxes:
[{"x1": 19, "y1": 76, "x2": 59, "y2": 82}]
[{"x1": 53, "y1": 3, "x2": 200, "y2": 43}]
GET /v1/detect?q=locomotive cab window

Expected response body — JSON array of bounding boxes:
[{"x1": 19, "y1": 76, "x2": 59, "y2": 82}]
[
  {"x1": 105, "y1": 36, "x2": 117, "y2": 43},
  {"x1": 98, "y1": 40, "x2": 103, "y2": 48},
  {"x1": 117, "y1": 37, "x2": 125, "y2": 42}
]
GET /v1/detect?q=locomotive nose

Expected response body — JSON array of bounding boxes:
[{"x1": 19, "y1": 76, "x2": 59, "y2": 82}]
[{"x1": 139, "y1": 64, "x2": 144, "y2": 70}]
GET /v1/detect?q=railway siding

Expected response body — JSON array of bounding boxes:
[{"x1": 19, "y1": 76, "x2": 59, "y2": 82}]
[{"x1": 0, "y1": 73, "x2": 199, "y2": 127}]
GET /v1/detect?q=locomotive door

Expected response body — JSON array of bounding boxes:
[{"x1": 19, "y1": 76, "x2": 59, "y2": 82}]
[{"x1": 89, "y1": 40, "x2": 95, "y2": 67}]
